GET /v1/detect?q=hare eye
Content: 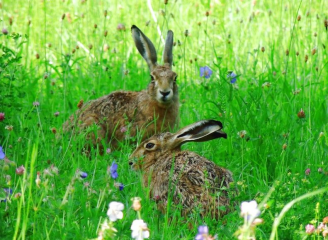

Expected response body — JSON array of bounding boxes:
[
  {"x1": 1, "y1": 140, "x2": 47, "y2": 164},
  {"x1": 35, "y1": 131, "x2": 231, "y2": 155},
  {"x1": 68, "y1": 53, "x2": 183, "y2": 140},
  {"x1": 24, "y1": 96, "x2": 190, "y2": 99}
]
[
  {"x1": 145, "y1": 142, "x2": 155, "y2": 149},
  {"x1": 150, "y1": 75, "x2": 155, "y2": 81},
  {"x1": 173, "y1": 75, "x2": 177, "y2": 82}
]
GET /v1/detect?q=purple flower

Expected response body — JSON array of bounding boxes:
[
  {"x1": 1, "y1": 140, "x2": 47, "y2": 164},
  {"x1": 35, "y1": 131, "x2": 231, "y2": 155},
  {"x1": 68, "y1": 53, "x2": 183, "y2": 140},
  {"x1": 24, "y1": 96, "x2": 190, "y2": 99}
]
[
  {"x1": 80, "y1": 171, "x2": 88, "y2": 179},
  {"x1": 2, "y1": 28, "x2": 8, "y2": 35},
  {"x1": 200, "y1": 66, "x2": 213, "y2": 79},
  {"x1": 114, "y1": 182, "x2": 124, "y2": 191},
  {"x1": 195, "y1": 225, "x2": 209, "y2": 240},
  {"x1": 110, "y1": 162, "x2": 118, "y2": 179},
  {"x1": 227, "y1": 71, "x2": 237, "y2": 83},
  {"x1": 1, "y1": 188, "x2": 13, "y2": 202},
  {"x1": 305, "y1": 168, "x2": 311, "y2": 175},
  {"x1": 33, "y1": 101, "x2": 40, "y2": 107},
  {"x1": 0, "y1": 146, "x2": 5, "y2": 160}
]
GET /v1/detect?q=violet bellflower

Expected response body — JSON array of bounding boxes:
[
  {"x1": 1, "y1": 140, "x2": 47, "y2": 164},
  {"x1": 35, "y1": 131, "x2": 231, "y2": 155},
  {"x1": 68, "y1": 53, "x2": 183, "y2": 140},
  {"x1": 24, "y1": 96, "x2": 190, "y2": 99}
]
[
  {"x1": 0, "y1": 146, "x2": 5, "y2": 160},
  {"x1": 200, "y1": 66, "x2": 213, "y2": 79},
  {"x1": 110, "y1": 162, "x2": 118, "y2": 179},
  {"x1": 227, "y1": 71, "x2": 237, "y2": 83}
]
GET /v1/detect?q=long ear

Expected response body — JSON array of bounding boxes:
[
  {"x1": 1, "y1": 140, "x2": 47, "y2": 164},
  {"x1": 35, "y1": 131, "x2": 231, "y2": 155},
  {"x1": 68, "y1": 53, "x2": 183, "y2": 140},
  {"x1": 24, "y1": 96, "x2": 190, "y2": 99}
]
[
  {"x1": 168, "y1": 120, "x2": 227, "y2": 149},
  {"x1": 163, "y1": 30, "x2": 173, "y2": 68},
  {"x1": 131, "y1": 25, "x2": 158, "y2": 71}
]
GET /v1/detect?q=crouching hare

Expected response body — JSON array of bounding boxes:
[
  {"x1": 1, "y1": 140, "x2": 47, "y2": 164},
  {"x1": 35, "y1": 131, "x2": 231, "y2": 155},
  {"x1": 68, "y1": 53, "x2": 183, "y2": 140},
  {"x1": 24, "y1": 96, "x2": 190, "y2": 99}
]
[
  {"x1": 129, "y1": 120, "x2": 234, "y2": 219},
  {"x1": 63, "y1": 25, "x2": 179, "y2": 151}
]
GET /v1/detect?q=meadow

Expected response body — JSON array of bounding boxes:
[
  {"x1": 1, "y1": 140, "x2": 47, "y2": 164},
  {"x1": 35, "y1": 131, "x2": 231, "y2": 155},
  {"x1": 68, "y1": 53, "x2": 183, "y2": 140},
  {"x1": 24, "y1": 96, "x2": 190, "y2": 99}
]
[{"x1": 0, "y1": 0, "x2": 327, "y2": 239}]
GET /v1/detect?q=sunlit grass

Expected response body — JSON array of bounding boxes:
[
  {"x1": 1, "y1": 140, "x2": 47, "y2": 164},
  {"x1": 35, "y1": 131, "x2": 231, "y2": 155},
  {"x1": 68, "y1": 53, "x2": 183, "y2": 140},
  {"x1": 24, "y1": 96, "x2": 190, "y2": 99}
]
[{"x1": 1, "y1": 0, "x2": 327, "y2": 239}]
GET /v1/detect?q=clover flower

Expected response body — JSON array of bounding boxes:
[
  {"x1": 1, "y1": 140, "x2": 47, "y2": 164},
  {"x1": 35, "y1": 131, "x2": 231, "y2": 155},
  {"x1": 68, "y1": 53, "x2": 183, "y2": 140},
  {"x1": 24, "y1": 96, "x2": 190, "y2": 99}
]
[
  {"x1": 200, "y1": 66, "x2": 213, "y2": 79},
  {"x1": 227, "y1": 71, "x2": 237, "y2": 83},
  {"x1": 109, "y1": 162, "x2": 118, "y2": 179},
  {"x1": 240, "y1": 200, "x2": 261, "y2": 222},
  {"x1": 305, "y1": 224, "x2": 315, "y2": 234},
  {"x1": 0, "y1": 146, "x2": 5, "y2": 159},
  {"x1": 33, "y1": 101, "x2": 40, "y2": 107},
  {"x1": 16, "y1": 165, "x2": 25, "y2": 175},
  {"x1": 195, "y1": 225, "x2": 216, "y2": 240},
  {"x1": 305, "y1": 168, "x2": 311, "y2": 175},
  {"x1": 0, "y1": 112, "x2": 5, "y2": 121},
  {"x1": 131, "y1": 219, "x2": 150, "y2": 240},
  {"x1": 107, "y1": 201, "x2": 124, "y2": 222}
]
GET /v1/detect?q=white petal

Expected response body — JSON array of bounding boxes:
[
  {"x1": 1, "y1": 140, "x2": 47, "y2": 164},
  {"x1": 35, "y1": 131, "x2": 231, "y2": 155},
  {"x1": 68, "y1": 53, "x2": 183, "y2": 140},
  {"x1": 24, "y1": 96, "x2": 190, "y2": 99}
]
[{"x1": 143, "y1": 230, "x2": 150, "y2": 238}]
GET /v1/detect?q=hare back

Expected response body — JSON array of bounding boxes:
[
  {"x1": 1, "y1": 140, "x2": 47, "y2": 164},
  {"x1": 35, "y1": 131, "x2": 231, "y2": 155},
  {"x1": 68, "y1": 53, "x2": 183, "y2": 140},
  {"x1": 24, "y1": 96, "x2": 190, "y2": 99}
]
[
  {"x1": 145, "y1": 151, "x2": 233, "y2": 217},
  {"x1": 63, "y1": 90, "x2": 178, "y2": 149}
]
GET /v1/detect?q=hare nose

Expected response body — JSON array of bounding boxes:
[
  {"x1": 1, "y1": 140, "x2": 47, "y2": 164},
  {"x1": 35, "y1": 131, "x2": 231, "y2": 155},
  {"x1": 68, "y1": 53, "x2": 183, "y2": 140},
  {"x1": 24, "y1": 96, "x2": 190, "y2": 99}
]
[{"x1": 160, "y1": 90, "x2": 171, "y2": 97}]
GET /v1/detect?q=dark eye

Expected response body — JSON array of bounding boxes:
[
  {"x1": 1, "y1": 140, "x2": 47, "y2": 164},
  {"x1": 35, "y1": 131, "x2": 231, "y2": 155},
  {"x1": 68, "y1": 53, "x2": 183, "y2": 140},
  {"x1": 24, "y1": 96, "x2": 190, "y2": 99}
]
[
  {"x1": 173, "y1": 75, "x2": 177, "y2": 82},
  {"x1": 150, "y1": 75, "x2": 155, "y2": 81},
  {"x1": 145, "y1": 142, "x2": 155, "y2": 149}
]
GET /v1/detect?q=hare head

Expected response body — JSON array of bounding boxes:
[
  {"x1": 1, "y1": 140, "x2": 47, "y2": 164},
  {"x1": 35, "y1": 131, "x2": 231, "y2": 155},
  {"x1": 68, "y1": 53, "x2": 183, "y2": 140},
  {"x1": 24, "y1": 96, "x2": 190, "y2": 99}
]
[
  {"x1": 129, "y1": 120, "x2": 227, "y2": 169},
  {"x1": 131, "y1": 25, "x2": 178, "y2": 106}
]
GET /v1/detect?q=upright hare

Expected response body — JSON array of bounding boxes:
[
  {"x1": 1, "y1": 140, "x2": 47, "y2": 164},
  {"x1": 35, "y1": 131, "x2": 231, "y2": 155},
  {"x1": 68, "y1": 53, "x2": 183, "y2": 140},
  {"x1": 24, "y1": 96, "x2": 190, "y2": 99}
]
[
  {"x1": 130, "y1": 120, "x2": 234, "y2": 218},
  {"x1": 63, "y1": 25, "x2": 179, "y2": 151}
]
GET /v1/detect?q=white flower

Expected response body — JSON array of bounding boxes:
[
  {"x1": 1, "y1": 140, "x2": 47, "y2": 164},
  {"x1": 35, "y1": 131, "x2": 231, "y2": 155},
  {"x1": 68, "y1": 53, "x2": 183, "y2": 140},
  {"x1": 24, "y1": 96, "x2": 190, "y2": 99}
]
[
  {"x1": 131, "y1": 219, "x2": 150, "y2": 240},
  {"x1": 107, "y1": 201, "x2": 124, "y2": 222},
  {"x1": 240, "y1": 200, "x2": 261, "y2": 221}
]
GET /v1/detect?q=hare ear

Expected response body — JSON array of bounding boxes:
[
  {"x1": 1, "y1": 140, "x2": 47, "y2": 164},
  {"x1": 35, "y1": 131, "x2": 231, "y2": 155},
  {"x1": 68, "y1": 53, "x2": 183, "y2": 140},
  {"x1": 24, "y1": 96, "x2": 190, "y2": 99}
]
[
  {"x1": 163, "y1": 30, "x2": 173, "y2": 68},
  {"x1": 168, "y1": 120, "x2": 227, "y2": 149},
  {"x1": 131, "y1": 25, "x2": 158, "y2": 71}
]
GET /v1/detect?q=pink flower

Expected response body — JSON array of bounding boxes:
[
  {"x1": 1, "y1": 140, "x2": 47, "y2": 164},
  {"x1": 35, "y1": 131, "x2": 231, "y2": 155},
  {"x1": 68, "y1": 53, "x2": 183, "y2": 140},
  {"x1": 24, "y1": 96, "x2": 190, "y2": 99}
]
[
  {"x1": 120, "y1": 126, "x2": 127, "y2": 133},
  {"x1": 33, "y1": 101, "x2": 40, "y2": 107},
  {"x1": 117, "y1": 23, "x2": 126, "y2": 31},
  {"x1": 305, "y1": 168, "x2": 311, "y2": 175},
  {"x1": 0, "y1": 112, "x2": 5, "y2": 121},
  {"x1": 305, "y1": 224, "x2": 315, "y2": 234},
  {"x1": 54, "y1": 111, "x2": 60, "y2": 117},
  {"x1": 16, "y1": 165, "x2": 25, "y2": 175}
]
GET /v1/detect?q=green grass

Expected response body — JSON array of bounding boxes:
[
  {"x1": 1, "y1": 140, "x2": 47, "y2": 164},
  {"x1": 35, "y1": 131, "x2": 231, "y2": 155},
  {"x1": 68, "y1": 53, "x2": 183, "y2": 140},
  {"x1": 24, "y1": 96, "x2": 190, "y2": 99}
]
[{"x1": 0, "y1": 0, "x2": 327, "y2": 239}]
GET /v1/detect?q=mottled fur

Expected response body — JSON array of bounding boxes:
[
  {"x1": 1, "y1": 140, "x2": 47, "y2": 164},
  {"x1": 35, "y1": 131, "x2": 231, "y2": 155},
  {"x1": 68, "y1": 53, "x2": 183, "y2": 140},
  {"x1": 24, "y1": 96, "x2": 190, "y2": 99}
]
[
  {"x1": 63, "y1": 26, "x2": 179, "y2": 151},
  {"x1": 130, "y1": 120, "x2": 234, "y2": 219}
]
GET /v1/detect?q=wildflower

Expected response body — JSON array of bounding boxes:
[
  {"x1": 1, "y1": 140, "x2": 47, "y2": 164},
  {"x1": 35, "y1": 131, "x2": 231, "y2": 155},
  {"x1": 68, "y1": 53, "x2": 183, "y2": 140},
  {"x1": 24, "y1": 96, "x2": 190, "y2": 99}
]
[
  {"x1": 36, "y1": 172, "x2": 41, "y2": 188},
  {"x1": 240, "y1": 200, "x2": 261, "y2": 222},
  {"x1": 5, "y1": 125, "x2": 13, "y2": 131},
  {"x1": 238, "y1": 130, "x2": 247, "y2": 138},
  {"x1": 131, "y1": 219, "x2": 150, "y2": 240},
  {"x1": 103, "y1": 44, "x2": 109, "y2": 51},
  {"x1": 33, "y1": 101, "x2": 40, "y2": 107},
  {"x1": 282, "y1": 143, "x2": 287, "y2": 150},
  {"x1": 200, "y1": 66, "x2": 213, "y2": 79},
  {"x1": 120, "y1": 126, "x2": 127, "y2": 133},
  {"x1": 318, "y1": 168, "x2": 323, "y2": 173},
  {"x1": 0, "y1": 112, "x2": 5, "y2": 121},
  {"x1": 262, "y1": 82, "x2": 271, "y2": 88},
  {"x1": 297, "y1": 108, "x2": 305, "y2": 118},
  {"x1": 107, "y1": 201, "x2": 124, "y2": 222},
  {"x1": 98, "y1": 219, "x2": 117, "y2": 239},
  {"x1": 227, "y1": 71, "x2": 237, "y2": 83},
  {"x1": 109, "y1": 162, "x2": 118, "y2": 179},
  {"x1": 1, "y1": 188, "x2": 13, "y2": 202},
  {"x1": 2, "y1": 28, "x2": 8, "y2": 35},
  {"x1": 305, "y1": 168, "x2": 311, "y2": 175},
  {"x1": 305, "y1": 224, "x2": 315, "y2": 234},
  {"x1": 323, "y1": 216, "x2": 328, "y2": 224},
  {"x1": 54, "y1": 111, "x2": 60, "y2": 117},
  {"x1": 131, "y1": 197, "x2": 142, "y2": 211},
  {"x1": 14, "y1": 193, "x2": 22, "y2": 199},
  {"x1": 80, "y1": 171, "x2": 88, "y2": 179},
  {"x1": 106, "y1": 148, "x2": 111, "y2": 154},
  {"x1": 16, "y1": 165, "x2": 25, "y2": 175},
  {"x1": 0, "y1": 146, "x2": 5, "y2": 159},
  {"x1": 114, "y1": 182, "x2": 124, "y2": 191},
  {"x1": 50, "y1": 164, "x2": 59, "y2": 175},
  {"x1": 195, "y1": 225, "x2": 216, "y2": 240},
  {"x1": 43, "y1": 168, "x2": 54, "y2": 177},
  {"x1": 117, "y1": 23, "x2": 126, "y2": 31}
]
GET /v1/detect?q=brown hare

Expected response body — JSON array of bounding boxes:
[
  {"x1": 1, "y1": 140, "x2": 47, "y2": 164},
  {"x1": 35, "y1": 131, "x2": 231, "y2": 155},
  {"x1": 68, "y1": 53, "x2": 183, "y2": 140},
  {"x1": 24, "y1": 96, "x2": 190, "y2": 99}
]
[
  {"x1": 129, "y1": 120, "x2": 234, "y2": 219},
  {"x1": 63, "y1": 25, "x2": 179, "y2": 151}
]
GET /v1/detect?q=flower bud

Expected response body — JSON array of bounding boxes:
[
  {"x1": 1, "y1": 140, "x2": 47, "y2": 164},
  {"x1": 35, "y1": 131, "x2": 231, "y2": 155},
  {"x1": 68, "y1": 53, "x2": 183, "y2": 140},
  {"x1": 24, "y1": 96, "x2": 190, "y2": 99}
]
[{"x1": 297, "y1": 108, "x2": 305, "y2": 118}]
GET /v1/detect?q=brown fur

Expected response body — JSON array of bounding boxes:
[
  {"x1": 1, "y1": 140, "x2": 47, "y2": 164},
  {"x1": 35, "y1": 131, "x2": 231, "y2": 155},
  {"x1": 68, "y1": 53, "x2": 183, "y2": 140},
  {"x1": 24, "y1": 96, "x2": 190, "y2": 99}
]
[
  {"x1": 130, "y1": 120, "x2": 234, "y2": 219},
  {"x1": 62, "y1": 26, "x2": 179, "y2": 151}
]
